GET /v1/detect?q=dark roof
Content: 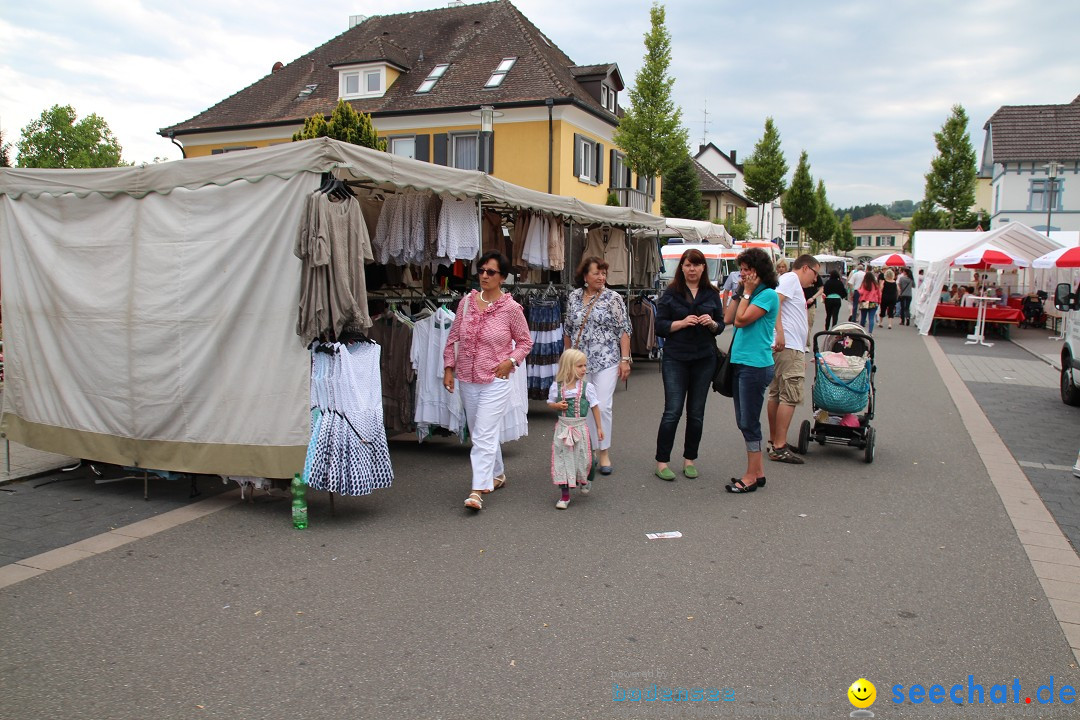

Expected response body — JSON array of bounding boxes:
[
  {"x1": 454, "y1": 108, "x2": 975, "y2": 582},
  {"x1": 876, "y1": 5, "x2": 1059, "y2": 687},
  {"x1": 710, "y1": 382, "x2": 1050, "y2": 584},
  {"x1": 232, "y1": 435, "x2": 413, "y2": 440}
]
[
  {"x1": 692, "y1": 159, "x2": 755, "y2": 206},
  {"x1": 851, "y1": 214, "x2": 909, "y2": 231},
  {"x1": 694, "y1": 142, "x2": 743, "y2": 172},
  {"x1": 984, "y1": 94, "x2": 1080, "y2": 163},
  {"x1": 570, "y1": 63, "x2": 624, "y2": 90},
  {"x1": 161, "y1": 0, "x2": 619, "y2": 136}
]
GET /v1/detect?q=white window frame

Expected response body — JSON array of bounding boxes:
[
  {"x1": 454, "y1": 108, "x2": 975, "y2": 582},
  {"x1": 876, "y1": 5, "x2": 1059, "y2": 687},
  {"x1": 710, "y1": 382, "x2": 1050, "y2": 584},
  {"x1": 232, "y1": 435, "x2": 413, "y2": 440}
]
[
  {"x1": 1028, "y1": 178, "x2": 1063, "y2": 212},
  {"x1": 450, "y1": 131, "x2": 480, "y2": 171},
  {"x1": 578, "y1": 136, "x2": 595, "y2": 183},
  {"x1": 338, "y1": 63, "x2": 387, "y2": 99},
  {"x1": 600, "y1": 85, "x2": 608, "y2": 108},
  {"x1": 416, "y1": 63, "x2": 450, "y2": 94},
  {"x1": 611, "y1": 151, "x2": 628, "y2": 188},
  {"x1": 390, "y1": 136, "x2": 416, "y2": 159},
  {"x1": 607, "y1": 87, "x2": 616, "y2": 112},
  {"x1": 485, "y1": 57, "x2": 517, "y2": 89}
]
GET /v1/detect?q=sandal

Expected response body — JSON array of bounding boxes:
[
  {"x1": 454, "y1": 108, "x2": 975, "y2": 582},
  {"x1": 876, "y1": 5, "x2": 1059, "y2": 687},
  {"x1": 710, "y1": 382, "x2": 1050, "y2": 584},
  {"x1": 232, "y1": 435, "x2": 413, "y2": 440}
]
[
  {"x1": 726, "y1": 477, "x2": 766, "y2": 493},
  {"x1": 464, "y1": 491, "x2": 483, "y2": 510},
  {"x1": 493, "y1": 474, "x2": 507, "y2": 490}
]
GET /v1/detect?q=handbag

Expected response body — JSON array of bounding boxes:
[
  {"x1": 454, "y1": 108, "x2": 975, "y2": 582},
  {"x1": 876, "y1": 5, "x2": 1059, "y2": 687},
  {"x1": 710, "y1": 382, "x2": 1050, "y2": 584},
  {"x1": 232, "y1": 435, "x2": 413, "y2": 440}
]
[
  {"x1": 858, "y1": 300, "x2": 878, "y2": 310},
  {"x1": 712, "y1": 326, "x2": 736, "y2": 397}
]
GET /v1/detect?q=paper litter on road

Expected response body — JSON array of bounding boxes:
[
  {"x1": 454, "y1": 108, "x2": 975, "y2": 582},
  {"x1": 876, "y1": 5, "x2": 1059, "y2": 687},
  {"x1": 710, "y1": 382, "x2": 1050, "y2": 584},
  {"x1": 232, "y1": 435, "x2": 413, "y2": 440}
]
[{"x1": 646, "y1": 531, "x2": 682, "y2": 540}]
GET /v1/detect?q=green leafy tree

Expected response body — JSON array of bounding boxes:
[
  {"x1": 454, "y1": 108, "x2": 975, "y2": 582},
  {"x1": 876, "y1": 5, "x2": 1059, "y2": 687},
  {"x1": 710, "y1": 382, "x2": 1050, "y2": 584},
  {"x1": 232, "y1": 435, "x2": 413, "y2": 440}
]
[
  {"x1": 606, "y1": 191, "x2": 621, "y2": 207},
  {"x1": 16, "y1": 104, "x2": 125, "y2": 168},
  {"x1": 743, "y1": 117, "x2": 788, "y2": 240},
  {"x1": 611, "y1": 3, "x2": 689, "y2": 187},
  {"x1": 1, "y1": 128, "x2": 12, "y2": 167},
  {"x1": 834, "y1": 213, "x2": 856, "y2": 254},
  {"x1": 293, "y1": 99, "x2": 385, "y2": 150},
  {"x1": 721, "y1": 207, "x2": 753, "y2": 243},
  {"x1": 780, "y1": 150, "x2": 815, "y2": 254},
  {"x1": 660, "y1": 153, "x2": 706, "y2": 220},
  {"x1": 806, "y1": 180, "x2": 838, "y2": 253},
  {"x1": 924, "y1": 104, "x2": 977, "y2": 229}
]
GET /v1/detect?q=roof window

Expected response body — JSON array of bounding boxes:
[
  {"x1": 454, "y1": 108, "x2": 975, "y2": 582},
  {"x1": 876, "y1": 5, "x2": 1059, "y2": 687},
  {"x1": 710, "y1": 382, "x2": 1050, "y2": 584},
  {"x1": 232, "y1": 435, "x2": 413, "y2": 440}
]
[
  {"x1": 484, "y1": 57, "x2": 517, "y2": 88},
  {"x1": 416, "y1": 63, "x2": 450, "y2": 94},
  {"x1": 295, "y1": 84, "x2": 318, "y2": 100}
]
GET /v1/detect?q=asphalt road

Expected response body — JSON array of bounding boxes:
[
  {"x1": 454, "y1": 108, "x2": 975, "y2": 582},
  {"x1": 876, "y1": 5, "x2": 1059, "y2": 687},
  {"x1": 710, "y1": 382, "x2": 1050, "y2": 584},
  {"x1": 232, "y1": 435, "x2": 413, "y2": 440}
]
[{"x1": 2, "y1": 320, "x2": 1078, "y2": 719}]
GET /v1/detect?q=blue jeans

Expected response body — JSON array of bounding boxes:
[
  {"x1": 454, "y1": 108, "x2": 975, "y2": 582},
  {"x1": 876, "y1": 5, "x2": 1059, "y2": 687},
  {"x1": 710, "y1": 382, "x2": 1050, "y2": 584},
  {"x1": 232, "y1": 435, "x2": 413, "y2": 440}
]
[
  {"x1": 655, "y1": 353, "x2": 717, "y2": 462},
  {"x1": 859, "y1": 307, "x2": 878, "y2": 333},
  {"x1": 732, "y1": 363, "x2": 775, "y2": 452}
]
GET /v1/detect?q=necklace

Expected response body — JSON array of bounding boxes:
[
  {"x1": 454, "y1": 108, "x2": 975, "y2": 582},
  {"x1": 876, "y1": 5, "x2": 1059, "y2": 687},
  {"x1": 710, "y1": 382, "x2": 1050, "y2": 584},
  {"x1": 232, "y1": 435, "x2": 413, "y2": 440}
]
[{"x1": 479, "y1": 289, "x2": 496, "y2": 304}]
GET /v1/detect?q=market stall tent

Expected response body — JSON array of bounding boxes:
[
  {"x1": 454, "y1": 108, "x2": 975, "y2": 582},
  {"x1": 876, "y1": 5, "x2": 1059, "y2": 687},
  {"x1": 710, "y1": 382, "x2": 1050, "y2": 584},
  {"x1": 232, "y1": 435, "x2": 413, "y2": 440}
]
[{"x1": 0, "y1": 138, "x2": 664, "y2": 478}]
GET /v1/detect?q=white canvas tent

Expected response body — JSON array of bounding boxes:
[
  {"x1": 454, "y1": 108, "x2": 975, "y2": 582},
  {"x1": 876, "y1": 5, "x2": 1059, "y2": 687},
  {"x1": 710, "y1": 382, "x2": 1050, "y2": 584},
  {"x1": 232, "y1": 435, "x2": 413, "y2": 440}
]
[
  {"x1": 0, "y1": 138, "x2": 664, "y2": 477},
  {"x1": 912, "y1": 223, "x2": 1067, "y2": 336},
  {"x1": 662, "y1": 218, "x2": 732, "y2": 246}
]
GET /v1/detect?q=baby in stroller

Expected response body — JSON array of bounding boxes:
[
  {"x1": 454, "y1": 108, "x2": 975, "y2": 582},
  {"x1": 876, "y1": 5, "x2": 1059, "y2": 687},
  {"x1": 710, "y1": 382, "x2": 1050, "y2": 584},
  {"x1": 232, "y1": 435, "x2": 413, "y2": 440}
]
[{"x1": 1021, "y1": 291, "x2": 1048, "y2": 328}]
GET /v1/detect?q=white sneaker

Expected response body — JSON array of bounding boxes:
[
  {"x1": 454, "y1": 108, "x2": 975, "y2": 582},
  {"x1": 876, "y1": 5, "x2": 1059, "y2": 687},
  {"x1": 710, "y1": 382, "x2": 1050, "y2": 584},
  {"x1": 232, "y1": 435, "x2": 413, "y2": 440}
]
[
  {"x1": 579, "y1": 482, "x2": 590, "y2": 495},
  {"x1": 555, "y1": 499, "x2": 569, "y2": 509}
]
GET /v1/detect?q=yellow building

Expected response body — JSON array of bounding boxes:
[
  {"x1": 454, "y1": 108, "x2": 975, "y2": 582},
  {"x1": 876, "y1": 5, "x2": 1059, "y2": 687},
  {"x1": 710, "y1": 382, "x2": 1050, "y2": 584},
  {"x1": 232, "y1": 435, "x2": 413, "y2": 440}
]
[{"x1": 160, "y1": 0, "x2": 660, "y2": 214}]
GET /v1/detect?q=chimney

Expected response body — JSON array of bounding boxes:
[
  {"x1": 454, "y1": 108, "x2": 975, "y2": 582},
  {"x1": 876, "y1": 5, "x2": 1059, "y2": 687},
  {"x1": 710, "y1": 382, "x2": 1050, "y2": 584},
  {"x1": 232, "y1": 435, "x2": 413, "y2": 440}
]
[
  {"x1": 729, "y1": 150, "x2": 737, "y2": 163},
  {"x1": 349, "y1": 14, "x2": 367, "y2": 28},
  {"x1": 698, "y1": 144, "x2": 705, "y2": 155},
  {"x1": 272, "y1": 61, "x2": 284, "y2": 73}
]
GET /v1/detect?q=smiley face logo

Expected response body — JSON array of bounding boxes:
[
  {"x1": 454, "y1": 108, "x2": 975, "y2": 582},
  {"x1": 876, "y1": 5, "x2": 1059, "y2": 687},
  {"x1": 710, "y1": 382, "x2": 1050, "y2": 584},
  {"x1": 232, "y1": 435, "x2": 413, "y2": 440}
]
[{"x1": 848, "y1": 678, "x2": 876, "y2": 709}]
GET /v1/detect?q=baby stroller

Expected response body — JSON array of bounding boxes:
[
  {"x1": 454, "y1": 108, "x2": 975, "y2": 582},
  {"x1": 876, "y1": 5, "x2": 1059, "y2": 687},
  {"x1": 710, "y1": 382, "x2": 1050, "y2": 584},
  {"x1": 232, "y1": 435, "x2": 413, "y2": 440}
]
[
  {"x1": 796, "y1": 322, "x2": 877, "y2": 463},
  {"x1": 1020, "y1": 291, "x2": 1048, "y2": 328}
]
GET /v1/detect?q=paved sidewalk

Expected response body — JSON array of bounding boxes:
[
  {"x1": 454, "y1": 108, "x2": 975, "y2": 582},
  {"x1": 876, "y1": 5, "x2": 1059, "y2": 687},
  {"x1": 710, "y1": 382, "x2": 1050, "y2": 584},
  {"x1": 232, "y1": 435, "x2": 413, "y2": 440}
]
[{"x1": 0, "y1": 439, "x2": 76, "y2": 484}]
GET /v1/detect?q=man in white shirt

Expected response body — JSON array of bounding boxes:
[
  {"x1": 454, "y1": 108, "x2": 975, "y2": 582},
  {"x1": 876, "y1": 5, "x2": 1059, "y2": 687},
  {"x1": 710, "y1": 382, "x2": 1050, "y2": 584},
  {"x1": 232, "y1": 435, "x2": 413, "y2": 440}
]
[
  {"x1": 847, "y1": 264, "x2": 866, "y2": 322},
  {"x1": 767, "y1": 254, "x2": 821, "y2": 464}
]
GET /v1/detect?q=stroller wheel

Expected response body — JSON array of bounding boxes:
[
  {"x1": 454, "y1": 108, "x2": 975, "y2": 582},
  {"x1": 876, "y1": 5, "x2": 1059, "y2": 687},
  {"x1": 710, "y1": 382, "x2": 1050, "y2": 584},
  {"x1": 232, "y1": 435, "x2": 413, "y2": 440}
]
[
  {"x1": 797, "y1": 420, "x2": 811, "y2": 455},
  {"x1": 863, "y1": 427, "x2": 876, "y2": 464}
]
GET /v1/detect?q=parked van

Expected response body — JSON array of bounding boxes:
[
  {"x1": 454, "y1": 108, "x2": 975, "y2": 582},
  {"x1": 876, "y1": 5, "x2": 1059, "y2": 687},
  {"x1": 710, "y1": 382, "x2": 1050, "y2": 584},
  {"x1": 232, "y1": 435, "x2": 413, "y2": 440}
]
[
  {"x1": 1053, "y1": 281, "x2": 1080, "y2": 406},
  {"x1": 659, "y1": 244, "x2": 735, "y2": 287}
]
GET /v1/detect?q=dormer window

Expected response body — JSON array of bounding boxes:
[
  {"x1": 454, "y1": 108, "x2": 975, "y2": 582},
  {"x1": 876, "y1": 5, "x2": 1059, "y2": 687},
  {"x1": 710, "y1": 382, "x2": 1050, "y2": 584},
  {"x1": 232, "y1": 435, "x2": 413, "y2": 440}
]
[
  {"x1": 338, "y1": 63, "x2": 387, "y2": 99},
  {"x1": 416, "y1": 63, "x2": 450, "y2": 94},
  {"x1": 599, "y1": 83, "x2": 616, "y2": 112},
  {"x1": 484, "y1": 57, "x2": 517, "y2": 89}
]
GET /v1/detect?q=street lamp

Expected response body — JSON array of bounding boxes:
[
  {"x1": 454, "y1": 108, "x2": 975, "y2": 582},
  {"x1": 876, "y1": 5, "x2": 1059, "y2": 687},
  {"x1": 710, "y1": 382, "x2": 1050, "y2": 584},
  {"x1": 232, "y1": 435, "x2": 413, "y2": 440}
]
[
  {"x1": 1045, "y1": 161, "x2": 1063, "y2": 237},
  {"x1": 469, "y1": 105, "x2": 501, "y2": 173}
]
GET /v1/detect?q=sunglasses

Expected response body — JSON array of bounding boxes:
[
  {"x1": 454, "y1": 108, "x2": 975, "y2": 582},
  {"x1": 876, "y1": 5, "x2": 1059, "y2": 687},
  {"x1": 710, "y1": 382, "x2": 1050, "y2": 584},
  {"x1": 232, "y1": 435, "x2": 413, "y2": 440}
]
[{"x1": 477, "y1": 268, "x2": 501, "y2": 277}]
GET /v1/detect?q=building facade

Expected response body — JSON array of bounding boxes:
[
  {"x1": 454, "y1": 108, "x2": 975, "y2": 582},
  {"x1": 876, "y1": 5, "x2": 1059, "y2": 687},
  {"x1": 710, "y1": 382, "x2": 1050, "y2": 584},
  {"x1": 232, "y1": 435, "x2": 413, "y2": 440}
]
[
  {"x1": 981, "y1": 94, "x2": 1080, "y2": 232},
  {"x1": 159, "y1": 1, "x2": 660, "y2": 214},
  {"x1": 850, "y1": 214, "x2": 911, "y2": 262}
]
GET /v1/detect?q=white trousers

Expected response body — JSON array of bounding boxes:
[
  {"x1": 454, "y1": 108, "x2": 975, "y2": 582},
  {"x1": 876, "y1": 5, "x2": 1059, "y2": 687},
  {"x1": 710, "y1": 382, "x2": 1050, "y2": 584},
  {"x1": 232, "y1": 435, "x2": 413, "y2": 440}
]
[
  {"x1": 459, "y1": 379, "x2": 512, "y2": 491},
  {"x1": 587, "y1": 363, "x2": 618, "y2": 451}
]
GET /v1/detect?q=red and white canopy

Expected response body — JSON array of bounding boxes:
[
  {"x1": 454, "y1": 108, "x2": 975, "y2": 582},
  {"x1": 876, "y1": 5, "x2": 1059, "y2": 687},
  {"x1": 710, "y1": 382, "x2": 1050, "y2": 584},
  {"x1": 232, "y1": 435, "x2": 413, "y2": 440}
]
[
  {"x1": 870, "y1": 253, "x2": 914, "y2": 267},
  {"x1": 952, "y1": 243, "x2": 1030, "y2": 270},
  {"x1": 1032, "y1": 246, "x2": 1080, "y2": 269}
]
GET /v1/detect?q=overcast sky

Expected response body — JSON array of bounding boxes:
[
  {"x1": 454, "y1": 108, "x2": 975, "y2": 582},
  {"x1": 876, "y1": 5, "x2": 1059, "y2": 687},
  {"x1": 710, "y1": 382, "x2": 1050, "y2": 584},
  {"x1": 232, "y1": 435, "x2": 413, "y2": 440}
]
[{"x1": 2, "y1": 0, "x2": 1077, "y2": 206}]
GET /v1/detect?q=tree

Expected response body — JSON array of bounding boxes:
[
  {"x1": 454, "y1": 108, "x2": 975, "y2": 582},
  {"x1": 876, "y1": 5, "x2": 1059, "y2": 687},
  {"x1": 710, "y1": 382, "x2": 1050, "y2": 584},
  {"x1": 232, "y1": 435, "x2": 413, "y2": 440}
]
[
  {"x1": 660, "y1": 152, "x2": 706, "y2": 220},
  {"x1": 834, "y1": 213, "x2": 856, "y2": 254},
  {"x1": 16, "y1": 105, "x2": 125, "y2": 168},
  {"x1": 743, "y1": 117, "x2": 788, "y2": 240},
  {"x1": 923, "y1": 104, "x2": 977, "y2": 229},
  {"x1": 606, "y1": 191, "x2": 621, "y2": 207},
  {"x1": 1, "y1": 128, "x2": 11, "y2": 167},
  {"x1": 908, "y1": 191, "x2": 942, "y2": 236},
  {"x1": 611, "y1": 3, "x2": 689, "y2": 185},
  {"x1": 781, "y1": 150, "x2": 815, "y2": 254},
  {"x1": 721, "y1": 207, "x2": 753, "y2": 243},
  {"x1": 293, "y1": 99, "x2": 385, "y2": 150},
  {"x1": 806, "y1": 180, "x2": 838, "y2": 254}
]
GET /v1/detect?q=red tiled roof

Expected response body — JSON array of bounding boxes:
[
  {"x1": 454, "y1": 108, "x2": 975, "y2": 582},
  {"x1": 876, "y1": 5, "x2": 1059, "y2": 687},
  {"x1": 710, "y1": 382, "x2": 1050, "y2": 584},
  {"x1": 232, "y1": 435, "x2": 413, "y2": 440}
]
[
  {"x1": 984, "y1": 94, "x2": 1080, "y2": 163},
  {"x1": 850, "y1": 214, "x2": 908, "y2": 231},
  {"x1": 160, "y1": 0, "x2": 619, "y2": 136}
]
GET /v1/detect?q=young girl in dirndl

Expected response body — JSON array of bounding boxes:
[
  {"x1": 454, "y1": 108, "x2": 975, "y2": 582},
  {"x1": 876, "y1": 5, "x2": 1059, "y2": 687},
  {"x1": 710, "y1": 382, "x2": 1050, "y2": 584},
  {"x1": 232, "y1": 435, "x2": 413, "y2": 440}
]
[{"x1": 547, "y1": 349, "x2": 604, "y2": 509}]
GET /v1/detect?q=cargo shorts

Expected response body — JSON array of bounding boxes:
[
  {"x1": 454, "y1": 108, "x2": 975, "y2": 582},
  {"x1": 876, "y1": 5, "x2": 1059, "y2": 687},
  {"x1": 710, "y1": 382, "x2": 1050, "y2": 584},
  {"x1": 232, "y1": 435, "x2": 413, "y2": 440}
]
[{"x1": 767, "y1": 348, "x2": 805, "y2": 405}]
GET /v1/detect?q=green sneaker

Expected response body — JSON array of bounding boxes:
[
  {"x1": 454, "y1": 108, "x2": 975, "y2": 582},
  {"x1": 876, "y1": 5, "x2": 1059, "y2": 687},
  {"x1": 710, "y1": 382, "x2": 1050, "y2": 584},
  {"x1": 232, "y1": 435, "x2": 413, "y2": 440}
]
[
  {"x1": 682, "y1": 464, "x2": 699, "y2": 479},
  {"x1": 655, "y1": 467, "x2": 676, "y2": 481}
]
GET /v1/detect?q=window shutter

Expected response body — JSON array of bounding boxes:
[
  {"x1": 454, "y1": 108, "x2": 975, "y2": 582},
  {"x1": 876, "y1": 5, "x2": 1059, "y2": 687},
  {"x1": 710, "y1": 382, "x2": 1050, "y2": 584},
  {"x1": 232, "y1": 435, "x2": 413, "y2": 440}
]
[
  {"x1": 595, "y1": 142, "x2": 604, "y2": 184},
  {"x1": 433, "y1": 133, "x2": 449, "y2": 166},
  {"x1": 573, "y1": 133, "x2": 582, "y2": 177},
  {"x1": 485, "y1": 133, "x2": 494, "y2": 174},
  {"x1": 414, "y1": 134, "x2": 430, "y2": 163},
  {"x1": 609, "y1": 149, "x2": 616, "y2": 186}
]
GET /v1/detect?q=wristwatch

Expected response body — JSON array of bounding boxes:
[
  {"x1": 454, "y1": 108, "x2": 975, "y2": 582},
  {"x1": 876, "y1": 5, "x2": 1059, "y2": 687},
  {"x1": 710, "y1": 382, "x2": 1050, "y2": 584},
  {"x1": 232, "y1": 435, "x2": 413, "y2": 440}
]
[
  {"x1": 620, "y1": 356, "x2": 633, "y2": 364},
  {"x1": 509, "y1": 358, "x2": 519, "y2": 368}
]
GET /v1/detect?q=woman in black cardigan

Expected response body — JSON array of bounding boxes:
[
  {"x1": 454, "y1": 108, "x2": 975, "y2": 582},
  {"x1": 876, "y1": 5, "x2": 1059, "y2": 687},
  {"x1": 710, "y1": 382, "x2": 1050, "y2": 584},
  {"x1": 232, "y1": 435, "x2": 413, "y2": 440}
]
[
  {"x1": 653, "y1": 248, "x2": 726, "y2": 481},
  {"x1": 822, "y1": 269, "x2": 848, "y2": 331}
]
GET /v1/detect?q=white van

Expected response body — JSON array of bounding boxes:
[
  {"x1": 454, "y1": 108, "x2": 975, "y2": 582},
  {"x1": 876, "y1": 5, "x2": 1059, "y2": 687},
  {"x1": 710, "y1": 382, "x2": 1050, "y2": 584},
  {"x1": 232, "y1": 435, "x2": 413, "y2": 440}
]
[
  {"x1": 659, "y1": 244, "x2": 735, "y2": 287},
  {"x1": 1053, "y1": 281, "x2": 1080, "y2": 406}
]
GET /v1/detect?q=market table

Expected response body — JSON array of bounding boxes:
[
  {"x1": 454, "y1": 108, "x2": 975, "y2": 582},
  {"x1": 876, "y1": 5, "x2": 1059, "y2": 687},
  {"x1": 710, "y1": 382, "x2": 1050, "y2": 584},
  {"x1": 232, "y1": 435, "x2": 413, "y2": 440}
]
[{"x1": 931, "y1": 303, "x2": 1023, "y2": 340}]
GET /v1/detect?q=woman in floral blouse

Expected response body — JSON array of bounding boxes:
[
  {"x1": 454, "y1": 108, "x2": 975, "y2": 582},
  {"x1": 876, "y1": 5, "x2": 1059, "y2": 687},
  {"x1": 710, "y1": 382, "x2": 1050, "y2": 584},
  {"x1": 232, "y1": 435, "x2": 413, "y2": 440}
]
[{"x1": 563, "y1": 256, "x2": 631, "y2": 474}]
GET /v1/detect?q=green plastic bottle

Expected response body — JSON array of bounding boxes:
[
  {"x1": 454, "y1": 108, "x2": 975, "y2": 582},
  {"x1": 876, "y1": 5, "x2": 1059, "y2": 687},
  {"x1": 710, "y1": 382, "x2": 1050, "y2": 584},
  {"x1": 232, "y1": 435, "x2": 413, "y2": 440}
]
[{"x1": 291, "y1": 473, "x2": 308, "y2": 529}]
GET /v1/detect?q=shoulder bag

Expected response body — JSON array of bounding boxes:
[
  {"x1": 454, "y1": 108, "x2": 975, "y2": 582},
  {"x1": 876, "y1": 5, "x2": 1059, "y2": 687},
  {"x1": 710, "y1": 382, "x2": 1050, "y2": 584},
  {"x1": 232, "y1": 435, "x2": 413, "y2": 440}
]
[
  {"x1": 572, "y1": 291, "x2": 600, "y2": 349},
  {"x1": 712, "y1": 325, "x2": 736, "y2": 397}
]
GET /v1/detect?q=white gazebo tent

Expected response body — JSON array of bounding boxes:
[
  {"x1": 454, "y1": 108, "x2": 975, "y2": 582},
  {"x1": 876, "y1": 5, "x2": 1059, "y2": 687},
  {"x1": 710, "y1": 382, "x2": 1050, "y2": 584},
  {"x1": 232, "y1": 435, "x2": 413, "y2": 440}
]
[
  {"x1": 661, "y1": 218, "x2": 733, "y2": 246},
  {"x1": 0, "y1": 138, "x2": 665, "y2": 478},
  {"x1": 912, "y1": 222, "x2": 1067, "y2": 336}
]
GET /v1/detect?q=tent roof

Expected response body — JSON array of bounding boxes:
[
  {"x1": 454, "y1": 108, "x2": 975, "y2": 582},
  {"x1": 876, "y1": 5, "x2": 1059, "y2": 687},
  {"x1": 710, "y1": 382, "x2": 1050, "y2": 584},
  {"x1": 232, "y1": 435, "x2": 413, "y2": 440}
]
[
  {"x1": 912, "y1": 222, "x2": 1069, "y2": 265},
  {"x1": 0, "y1": 137, "x2": 666, "y2": 230},
  {"x1": 661, "y1": 217, "x2": 733, "y2": 246}
]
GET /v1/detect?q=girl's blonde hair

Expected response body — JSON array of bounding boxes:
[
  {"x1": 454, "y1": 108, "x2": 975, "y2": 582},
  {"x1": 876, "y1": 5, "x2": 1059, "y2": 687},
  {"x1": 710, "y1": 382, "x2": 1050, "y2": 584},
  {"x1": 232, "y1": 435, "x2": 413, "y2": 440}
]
[
  {"x1": 555, "y1": 348, "x2": 588, "y2": 385},
  {"x1": 885, "y1": 269, "x2": 896, "y2": 281}
]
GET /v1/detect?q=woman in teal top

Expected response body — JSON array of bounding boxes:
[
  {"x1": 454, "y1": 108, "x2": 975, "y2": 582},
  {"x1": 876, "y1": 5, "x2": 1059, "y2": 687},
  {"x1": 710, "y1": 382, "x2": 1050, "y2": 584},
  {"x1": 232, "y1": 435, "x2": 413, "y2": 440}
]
[{"x1": 723, "y1": 248, "x2": 780, "y2": 494}]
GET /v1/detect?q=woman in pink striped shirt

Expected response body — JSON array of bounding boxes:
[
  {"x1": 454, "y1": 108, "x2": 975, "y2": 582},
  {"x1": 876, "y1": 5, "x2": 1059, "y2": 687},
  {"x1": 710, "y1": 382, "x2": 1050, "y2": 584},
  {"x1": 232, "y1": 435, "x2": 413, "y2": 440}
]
[{"x1": 443, "y1": 252, "x2": 534, "y2": 511}]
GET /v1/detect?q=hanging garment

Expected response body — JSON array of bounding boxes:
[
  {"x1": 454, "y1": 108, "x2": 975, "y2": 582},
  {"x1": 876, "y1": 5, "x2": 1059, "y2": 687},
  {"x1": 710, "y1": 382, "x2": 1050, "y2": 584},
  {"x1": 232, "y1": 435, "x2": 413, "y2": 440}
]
[
  {"x1": 547, "y1": 216, "x2": 565, "y2": 271},
  {"x1": 411, "y1": 306, "x2": 462, "y2": 438},
  {"x1": 629, "y1": 297, "x2": 657, "y2": 355},
  {"x1": 304, "y1": 342, "x2": 393, "y2": 496},
  {"x1": 583, "y1": 226, "x2": 629, "y2": 286},
  {"x1": 436, "y1": 196, "x2": 481, "y2": 265},
  {"x1": 521, "y1": 212, "x2": 550, "y2": 268},
  {"x1": 524, "y1": 298, "x2": 563, "y2": 400},
  {"x1": 368, "y1": 312, "x2": 417, "y2": 436},
  {"x1": 631, "y1": 233, "x2": 660, "y2": 287},
  {"x1": 511, "y1": 211, "x2": 531, "y2": 269}
]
